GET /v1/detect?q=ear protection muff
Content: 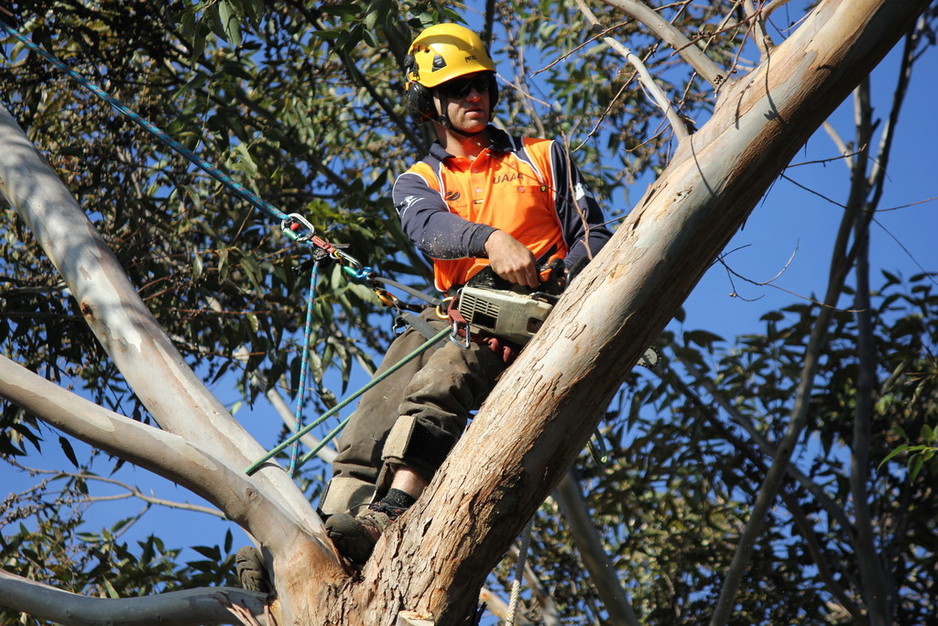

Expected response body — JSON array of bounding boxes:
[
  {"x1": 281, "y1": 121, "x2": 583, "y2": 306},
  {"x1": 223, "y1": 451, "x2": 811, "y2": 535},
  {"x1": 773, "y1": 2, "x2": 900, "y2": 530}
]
[
  {"x1": 402, "y1": 24, "x2": 499, "y2": 128},
  {"x1": 404, "y1": 54, "x2": 438, "y2": 122}
]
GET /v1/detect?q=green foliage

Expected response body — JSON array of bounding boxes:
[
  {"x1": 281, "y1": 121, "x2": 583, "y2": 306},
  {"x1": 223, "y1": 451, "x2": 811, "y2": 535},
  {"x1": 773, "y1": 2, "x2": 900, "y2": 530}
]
[
  {"x1": 4, "y1": 1, "x2": 932, "y2": 623},
  {"x1": 0, "y1": 0, "x2": 726, "y2": 470},
  {"x1": 499, "y1": 271, "x2": 936, "y2": 624},
  {"x1": 881, "y1": 422, "x2": 938, "y2": 480},
  {"x1": 1, "y1": 1, "x2": 708, "y2": 616},
  {"x1": 0, "y1": 461, "x2": 240, "y2": 625}
]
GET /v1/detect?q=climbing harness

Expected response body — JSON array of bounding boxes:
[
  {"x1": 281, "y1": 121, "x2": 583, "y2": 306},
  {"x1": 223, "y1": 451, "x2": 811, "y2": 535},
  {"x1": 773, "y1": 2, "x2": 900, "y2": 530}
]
[{"x1": 0, "y1": 20, "x2": 452, "y2": 473}]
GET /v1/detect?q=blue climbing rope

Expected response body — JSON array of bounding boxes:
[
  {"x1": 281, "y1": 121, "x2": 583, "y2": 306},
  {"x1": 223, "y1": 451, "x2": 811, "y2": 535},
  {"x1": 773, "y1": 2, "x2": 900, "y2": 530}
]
[
  {"x1": 1, "y1": 20, "x2": 448, "y2": 477},
  {"x1": 288, "y1": 261, "x2": 321, "y2": 477},
  {"x1": 0, "y1": 20, "x2": 290, "y2": 224}
]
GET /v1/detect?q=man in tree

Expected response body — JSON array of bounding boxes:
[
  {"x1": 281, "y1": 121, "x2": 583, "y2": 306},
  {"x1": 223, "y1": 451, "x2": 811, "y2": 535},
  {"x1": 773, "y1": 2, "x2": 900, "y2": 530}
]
[{"x1": 315, "y1": 23, "x2": 612, "y2": 566}]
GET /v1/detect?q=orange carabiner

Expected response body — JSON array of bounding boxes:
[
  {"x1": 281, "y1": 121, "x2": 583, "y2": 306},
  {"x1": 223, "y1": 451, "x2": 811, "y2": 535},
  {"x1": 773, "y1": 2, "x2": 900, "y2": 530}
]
[
  {"x1": 435, "y1": 296, "x2": 454, "y2": 319},
  {"x1": 375, "y1": 289, "x2": 399, "y2": 308}
]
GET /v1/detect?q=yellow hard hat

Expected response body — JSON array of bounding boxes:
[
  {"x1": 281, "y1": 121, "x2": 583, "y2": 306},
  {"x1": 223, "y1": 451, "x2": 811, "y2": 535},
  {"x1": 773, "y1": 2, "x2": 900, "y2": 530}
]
[{"x1": 405, "y1": 24, "x2": 495, "y2": 89}]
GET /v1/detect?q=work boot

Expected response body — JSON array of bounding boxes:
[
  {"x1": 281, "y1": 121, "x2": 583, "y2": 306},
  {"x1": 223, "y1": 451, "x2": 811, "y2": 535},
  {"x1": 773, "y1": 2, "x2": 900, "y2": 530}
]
[
  {"x1": 235, "y1": 546, "x2": 271, "y2": 594},
  {"x1": 325, "y1": 503, "x2": 403, "y2": 565}
]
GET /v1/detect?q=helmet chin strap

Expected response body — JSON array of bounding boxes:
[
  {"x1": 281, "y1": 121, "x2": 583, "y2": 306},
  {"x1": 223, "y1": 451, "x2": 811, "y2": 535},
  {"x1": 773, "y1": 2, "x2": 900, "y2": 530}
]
[
  {"x1": 436, "y1": 115, "x2": 487, "y2": 138},
  {"x1": 433, "y1": 93, "x2": 489, "y2": 139}
]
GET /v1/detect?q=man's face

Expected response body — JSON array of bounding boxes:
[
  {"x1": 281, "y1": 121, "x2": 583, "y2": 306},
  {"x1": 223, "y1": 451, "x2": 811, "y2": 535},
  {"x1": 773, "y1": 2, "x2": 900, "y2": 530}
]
[{"x1": 434, "y1": 72, "x2": 491, "y2": 135}]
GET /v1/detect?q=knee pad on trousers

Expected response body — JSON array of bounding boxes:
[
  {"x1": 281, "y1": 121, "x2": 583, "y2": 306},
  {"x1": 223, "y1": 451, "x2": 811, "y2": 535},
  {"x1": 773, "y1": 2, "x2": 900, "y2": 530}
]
[
  {"x1": 319, "y1": 476, "x2": 376, "y2": 516},
  {"x1": 382, "y1": 415, "x2": 457, "y2": 479}
]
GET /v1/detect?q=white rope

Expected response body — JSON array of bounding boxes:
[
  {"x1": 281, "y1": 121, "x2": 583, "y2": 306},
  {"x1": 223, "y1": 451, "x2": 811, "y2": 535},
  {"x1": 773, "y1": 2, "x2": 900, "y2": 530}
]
[{"x1": 505, "y1": 519, "x2": 534, "y2": 626}]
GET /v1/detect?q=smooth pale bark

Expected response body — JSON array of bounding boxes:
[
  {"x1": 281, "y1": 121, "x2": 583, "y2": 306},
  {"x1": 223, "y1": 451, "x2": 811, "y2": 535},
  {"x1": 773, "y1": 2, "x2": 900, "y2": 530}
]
[
  {"x1": 0, "y1": 104, "x2": 315, "y2": 534},
  {"x1": 0, "y1": 570, "x2": 267, "y2": 626},
  {"x1": 0, "y1": 0, "x2": 928, "y2": 623},
  {"x1": 354, "y1": 1, "x2": 929, "y2": 623},
  {"x1": 0, "y1": 104, "x2": 346, "y2": 623},
  {"x1": 0, "y1": 354, "x2": 292, "y2": 536}
]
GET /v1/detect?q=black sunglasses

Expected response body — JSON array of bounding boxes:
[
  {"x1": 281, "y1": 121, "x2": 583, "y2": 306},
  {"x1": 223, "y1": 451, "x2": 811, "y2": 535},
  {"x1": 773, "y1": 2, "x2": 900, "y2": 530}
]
[{"x1": 438, "y1": 74, "x2": 491, "y2": 99}]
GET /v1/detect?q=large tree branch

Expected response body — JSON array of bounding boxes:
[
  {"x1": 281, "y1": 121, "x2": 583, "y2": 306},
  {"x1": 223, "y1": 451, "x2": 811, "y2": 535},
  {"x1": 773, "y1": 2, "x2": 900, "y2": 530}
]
[
  {"x1": 0, "y1": 354, "x2": 303, "y2": 550},
  {"x1": 0, "y1": 104, "x2": 350, "y2": 622},
  {"x1": 0, "y1": 569, "x2": 267, "y2": 626},
  {"x1": 0, "y1": 102, "x2": 319, "y2": 538},
  {"x1": 0, "y1": 344, "x2": 343, "y2": 623},
  {"x1": 355, "y1": 1, "x2": 929, "y2": 623}
]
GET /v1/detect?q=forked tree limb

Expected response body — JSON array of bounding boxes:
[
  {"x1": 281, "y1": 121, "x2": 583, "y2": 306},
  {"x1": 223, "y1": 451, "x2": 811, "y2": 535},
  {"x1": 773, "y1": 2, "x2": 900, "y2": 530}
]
[
  {"x1": 0, "y1": 354, "x2": 298, "y2": 545},
  {"x1": 0, "y1": 103, "x2": 319, "y2": 540},
  {"x1": 602, "y1": 0, "x2": 726, "y2": 87}
]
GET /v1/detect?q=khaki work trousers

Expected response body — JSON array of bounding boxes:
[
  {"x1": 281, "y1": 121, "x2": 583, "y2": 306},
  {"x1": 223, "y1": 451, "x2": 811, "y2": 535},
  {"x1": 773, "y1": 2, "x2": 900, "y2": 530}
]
[{"x1": 320, "y1": 307, "x2": 508, "y2": 516}]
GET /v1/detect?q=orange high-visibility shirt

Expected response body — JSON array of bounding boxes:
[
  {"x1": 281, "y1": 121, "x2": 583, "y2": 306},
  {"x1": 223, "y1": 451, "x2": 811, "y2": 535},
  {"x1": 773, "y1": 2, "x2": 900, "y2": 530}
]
[{"x1": 393, "y1": 129, "x2": 610, "y2": 293}]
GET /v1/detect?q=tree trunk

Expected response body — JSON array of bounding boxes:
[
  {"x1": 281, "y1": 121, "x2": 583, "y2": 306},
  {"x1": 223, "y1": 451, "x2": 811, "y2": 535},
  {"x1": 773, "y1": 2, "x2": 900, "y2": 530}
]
[
  {"x1": 0, "y1": 0, "x2": 928, "y2": 624},
  {"x1": 354, "y1": 1, "x2": 928, "y2": 623}
]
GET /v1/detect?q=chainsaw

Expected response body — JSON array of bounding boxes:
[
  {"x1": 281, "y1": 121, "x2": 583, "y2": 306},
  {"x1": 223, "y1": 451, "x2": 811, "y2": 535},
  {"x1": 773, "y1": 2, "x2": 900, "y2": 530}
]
[
  {"x1": 455, "y1": 284, "x2": 558, "y2": 346},
  {"x1": 454, "y1": 263, "x2": 660, "y2": 367}
]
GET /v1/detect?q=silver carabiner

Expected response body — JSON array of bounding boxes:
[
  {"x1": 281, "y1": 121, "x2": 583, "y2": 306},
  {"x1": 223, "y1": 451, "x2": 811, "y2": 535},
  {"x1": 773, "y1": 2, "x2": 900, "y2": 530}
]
[
  {"x1": 282, "y1": 213, "x2": 316, "y2": 242},
  {"x1": 450, "y1": 319, "x2": 471, "y2": 350}
]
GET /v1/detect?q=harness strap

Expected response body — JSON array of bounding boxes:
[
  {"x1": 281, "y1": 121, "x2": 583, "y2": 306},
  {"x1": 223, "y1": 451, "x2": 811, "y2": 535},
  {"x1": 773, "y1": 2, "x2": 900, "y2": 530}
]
[{"x1": 396, "y1": 311, "x2": 443, "y2": 342}]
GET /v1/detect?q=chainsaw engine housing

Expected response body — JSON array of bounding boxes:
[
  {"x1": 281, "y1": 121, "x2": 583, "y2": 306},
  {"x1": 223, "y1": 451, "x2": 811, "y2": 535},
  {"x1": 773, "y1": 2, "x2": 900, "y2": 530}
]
[{"x1": 456, "y1": 286, "x2": 556, "y2": 345}]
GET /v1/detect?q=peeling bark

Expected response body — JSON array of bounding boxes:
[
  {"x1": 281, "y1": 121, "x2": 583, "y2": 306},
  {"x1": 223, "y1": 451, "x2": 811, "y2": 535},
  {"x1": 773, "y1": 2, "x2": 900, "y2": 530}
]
[{"x1": 0, "y1": 0, "x2": 928, "y2": 623}]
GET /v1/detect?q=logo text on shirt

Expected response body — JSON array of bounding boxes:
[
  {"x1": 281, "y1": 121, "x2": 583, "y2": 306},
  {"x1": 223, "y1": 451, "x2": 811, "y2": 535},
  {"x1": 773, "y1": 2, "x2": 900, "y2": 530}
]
[{"x1": 494, "y1": 172, "x2": 523, "y2": 184}]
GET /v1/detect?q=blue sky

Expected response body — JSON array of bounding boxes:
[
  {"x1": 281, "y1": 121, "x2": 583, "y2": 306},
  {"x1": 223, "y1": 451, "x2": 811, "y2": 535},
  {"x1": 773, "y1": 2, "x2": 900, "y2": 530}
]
[
  {"x1": 675, "y1": 38, "x2": 936, "y2": 342},
  {"x1": 2, "y1": 3, "x2": 936, "y2": 619}
]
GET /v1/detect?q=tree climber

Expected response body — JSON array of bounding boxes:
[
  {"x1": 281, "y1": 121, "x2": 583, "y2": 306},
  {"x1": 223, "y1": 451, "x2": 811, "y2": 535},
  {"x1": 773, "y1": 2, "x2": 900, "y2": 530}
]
[{"x1": 318, "y1": 22, "x2": 613, "y2": 566}]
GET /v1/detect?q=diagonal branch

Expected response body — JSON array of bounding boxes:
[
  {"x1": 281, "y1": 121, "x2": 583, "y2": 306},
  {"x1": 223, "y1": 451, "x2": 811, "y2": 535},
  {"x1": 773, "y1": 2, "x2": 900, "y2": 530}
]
[
  {"x1": 0, "y1": 569, "x2": 267, "y2": 626},
  {"x1": 554, "y1": 472, "x2": 640, "y2": 626},
  {"x1": 663, "y1": 358, "x2": 862, "y2": 618},
  {"x1": 601, "y1": 0, "x2": 726, "y2": 87},
  {"x1": 709, "y1": 4, "x2": 927, "y2": 606},
  {"x1": 0, "y1": 354, "x2": 300, "y2": 547},
  {"x1": 672, "y1": 356, "x2": 854, "y2": 533},
  {"x1": 10, "y1": 464, "x2": 227, "y2": 519},
  {"x1": 576, "y1": 0, "x2": 690, "y2": 143},
  {"x1": 711, "y1": 162, "x2": 862, "y2": 626}
]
